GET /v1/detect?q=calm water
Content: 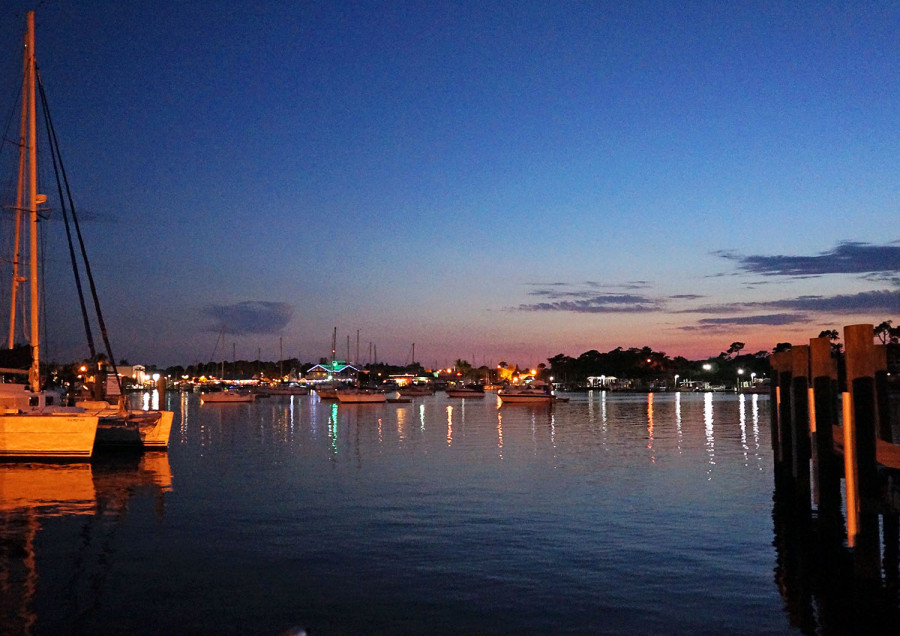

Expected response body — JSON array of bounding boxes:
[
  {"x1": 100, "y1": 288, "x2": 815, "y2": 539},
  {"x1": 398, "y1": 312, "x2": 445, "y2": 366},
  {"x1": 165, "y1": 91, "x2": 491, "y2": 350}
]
[{"x1": 0, "y1": 390, "x2": 888, "y2": 634}]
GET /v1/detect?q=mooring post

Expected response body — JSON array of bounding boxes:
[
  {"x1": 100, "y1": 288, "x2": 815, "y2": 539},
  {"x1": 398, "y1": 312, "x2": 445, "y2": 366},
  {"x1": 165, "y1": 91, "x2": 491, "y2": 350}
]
[
  {"x1": 843, "y1": 324, "x2": 881, "y2": 580},
  {"x1": 790, "y1": 345, "x2": 812, "y2": 514},
  {"x1": 810, "y1": 338, "x2": 840, "y2": 511},
  {"x1": 770, "y1": 350, "x2": 793, "y2": 475},
  {"x1": 874, "y1": 345, "x2": 893, "y2": 444},
  {"x1": 844, "y1": 325, "x2": 879, "y2": 504}
]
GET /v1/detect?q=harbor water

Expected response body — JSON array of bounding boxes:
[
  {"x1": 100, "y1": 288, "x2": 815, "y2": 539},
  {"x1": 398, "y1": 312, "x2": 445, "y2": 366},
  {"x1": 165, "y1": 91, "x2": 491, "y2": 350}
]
[{"x1": 0, "y1": 390, "x2": 892, "y2": 633}]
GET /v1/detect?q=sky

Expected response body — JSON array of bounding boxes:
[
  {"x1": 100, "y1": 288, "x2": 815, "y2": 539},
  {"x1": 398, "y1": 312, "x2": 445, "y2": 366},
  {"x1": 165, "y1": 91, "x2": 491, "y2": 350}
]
[{"x1": 0, "y1": 0, "x2": 898, "y2": 370}]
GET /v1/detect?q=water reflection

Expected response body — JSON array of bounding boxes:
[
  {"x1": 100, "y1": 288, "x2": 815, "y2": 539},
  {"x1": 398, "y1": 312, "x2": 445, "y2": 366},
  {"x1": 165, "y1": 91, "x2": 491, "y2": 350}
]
[
  {"x1": 704, "y1": 392, "x2": 715, "y2": 475},
  {"x1": 7, "y1": 390, "x2": 869, "y2": 633},
  {"x1": 446, "y1": 405, "x2": 453, "y2": 447},
  {"x1": 772, "y1": 461, "x2": 900, "y2": 633},
  {"x1": 496, "y1": 411, "x2": 504, "y2": 459},
  {"x1": 675, "y1": 392, "x2": 683, "y2": 452},
  {"x1": 0, "y1": 454, "x2": 172, "y2": 633}
]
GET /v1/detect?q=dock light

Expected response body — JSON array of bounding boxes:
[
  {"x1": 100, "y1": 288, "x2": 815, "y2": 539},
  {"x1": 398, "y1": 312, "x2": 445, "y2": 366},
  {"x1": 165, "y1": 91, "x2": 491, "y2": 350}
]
[{"x1": 703, "y1": 364, "x2": 712, "y2": 371}]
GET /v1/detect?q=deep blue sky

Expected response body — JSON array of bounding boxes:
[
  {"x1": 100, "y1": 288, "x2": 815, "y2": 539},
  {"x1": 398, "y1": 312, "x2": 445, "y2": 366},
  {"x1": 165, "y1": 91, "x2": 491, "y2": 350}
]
[{"x1": 0, "y1": 1, "x2": 898, "y2": 369}]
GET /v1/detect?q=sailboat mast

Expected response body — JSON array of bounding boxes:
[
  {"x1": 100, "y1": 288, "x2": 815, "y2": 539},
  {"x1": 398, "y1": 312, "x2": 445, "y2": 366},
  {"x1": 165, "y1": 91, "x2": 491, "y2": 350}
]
[
  {"x1": 8, "y1": 31, "x2": 29, "y2": 350},
  {"x1": 25, "y1": 12, "x2": 40, "y2": 392}
]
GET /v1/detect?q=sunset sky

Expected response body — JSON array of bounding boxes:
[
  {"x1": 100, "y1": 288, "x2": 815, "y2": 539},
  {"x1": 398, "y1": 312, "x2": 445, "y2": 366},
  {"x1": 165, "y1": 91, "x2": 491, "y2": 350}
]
[{"x1": 0, "y1": 1, "x2": 898, "y2": 369}]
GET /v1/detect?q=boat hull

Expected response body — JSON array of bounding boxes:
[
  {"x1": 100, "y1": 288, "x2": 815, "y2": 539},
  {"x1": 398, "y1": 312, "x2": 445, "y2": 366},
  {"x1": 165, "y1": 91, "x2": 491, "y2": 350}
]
[
  {"x1": 140, "y1": 410, "x2": 174, "y2": 448},
  {"x1": 94, "y1": 411, "x2": 174, "y2": 449},
  {"x1": 498, "y1": 395, "x2": 553, "y2": 404},
  {"x1": 446, "y1": 390, "x2": 485, "y2": 398},
  {"x1": 337, "y1": 391, "x2": 386, "y2": 404},
  {"x1": 0, "y1": 413, "x2": 99, "y2": 459}
]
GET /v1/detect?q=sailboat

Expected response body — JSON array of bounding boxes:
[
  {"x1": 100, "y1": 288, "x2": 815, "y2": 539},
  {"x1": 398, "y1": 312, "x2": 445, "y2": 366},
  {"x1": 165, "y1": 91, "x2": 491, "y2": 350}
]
[
  {"x1": 2, "y1": 12, "x2": 173, "y2": 455},
  {"x1": 0, "y1": 12, "x2": 99, "y2": 459}
]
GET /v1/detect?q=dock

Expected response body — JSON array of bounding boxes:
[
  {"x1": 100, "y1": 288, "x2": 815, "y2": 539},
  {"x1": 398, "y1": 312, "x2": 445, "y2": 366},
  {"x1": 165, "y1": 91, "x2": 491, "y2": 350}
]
[{"x1": 769, "y1": 324, "x2": 900, "y2": 617}]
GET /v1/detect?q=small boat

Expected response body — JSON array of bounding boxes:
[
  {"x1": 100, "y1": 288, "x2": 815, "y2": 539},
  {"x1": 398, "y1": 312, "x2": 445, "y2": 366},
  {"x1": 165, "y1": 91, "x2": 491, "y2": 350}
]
[
  {"x1": 253, "y1": 383, "x2": 309, "y2": 396},
  {"x1": 315, "y1": 381, "x2": 343, "y2": 399},
  {"x1": 446, "y1": 384, "x2": 485, "y2": 398},
  {"x1": 200, "y1": 389, "x2": 256, "y2": 403},
  {"x1": 498, "y1": 381, "x2": 557, "y2": 404},
  {"x1": 336, "y1": 388, "x2": 386, "y2": 404}
]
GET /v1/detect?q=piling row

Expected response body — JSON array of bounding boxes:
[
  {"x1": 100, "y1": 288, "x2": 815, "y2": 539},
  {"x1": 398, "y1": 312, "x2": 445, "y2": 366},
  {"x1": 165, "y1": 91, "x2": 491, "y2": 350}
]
[{"x1": 769, "y1": 323, "x2": 900, "y2": 591}]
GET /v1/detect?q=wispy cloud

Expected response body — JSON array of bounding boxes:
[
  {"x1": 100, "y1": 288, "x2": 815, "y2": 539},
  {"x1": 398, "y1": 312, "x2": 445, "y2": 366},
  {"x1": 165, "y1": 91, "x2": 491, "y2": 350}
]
[
  {"x1": 715, "y1": 241, "x2": 900, "y2": 277},
  {"x1": 516, "y1": 294, "x2": 663, "y2": 313},
  {"x1": 515, "y1": 282, "x2": 664, "y2": 313},
  {"x1": 697, "y1": 314, "x2": 807, "y2": 326},
  {"x1": 685, "y1": 289, "x2": 899, "y2": 315},
  {"x1": 201, "y1": 301, "x2": 294, "y2": 335}
]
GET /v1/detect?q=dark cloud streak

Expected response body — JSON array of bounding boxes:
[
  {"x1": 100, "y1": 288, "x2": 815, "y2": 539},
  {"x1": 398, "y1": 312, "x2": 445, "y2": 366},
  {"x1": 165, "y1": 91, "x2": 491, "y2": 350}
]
[
  {"x1": 201, "y1": 301, "x2": 294, "y2": 335},
  {"x1": 717, "y1": 241, "x2": 900, "y2": 277}
]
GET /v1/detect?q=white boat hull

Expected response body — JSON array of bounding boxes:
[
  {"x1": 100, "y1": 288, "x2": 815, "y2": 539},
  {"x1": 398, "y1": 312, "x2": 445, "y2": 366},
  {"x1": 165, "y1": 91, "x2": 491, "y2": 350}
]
[{"x1": 0, "y1": 413, "x2": 99, "y2": 459}]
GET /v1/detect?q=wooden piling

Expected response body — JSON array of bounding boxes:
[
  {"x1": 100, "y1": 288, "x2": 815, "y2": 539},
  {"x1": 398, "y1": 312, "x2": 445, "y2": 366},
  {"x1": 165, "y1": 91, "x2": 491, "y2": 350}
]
[
  {"x1": 843, "y1": 324, "x2": 881, "y2": 579},
  {"x1": 874, "y1": 345, "x2": 893, "y2": 444},
  {"x1": 810, "y1": 337, "x2": 841, "y2": 516},
  {"x1": 770, "y1": 350, "x2": 794, "y2": 473},
  {"x1": 790, "y1": 345, "x2": 812, "y2": 513},
  {"x1": 843, "y1": 325, "x2": 879, "y2": 503}
]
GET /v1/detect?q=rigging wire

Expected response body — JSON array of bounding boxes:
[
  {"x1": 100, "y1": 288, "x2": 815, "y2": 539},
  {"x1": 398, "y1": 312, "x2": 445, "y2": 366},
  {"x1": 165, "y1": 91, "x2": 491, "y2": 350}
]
[
  {"x1": 36, "y1": 67, "x2": 125, "y2": 403},
  {"x1": 36, "y1": 67, "x2": 95, "y2": 358}
]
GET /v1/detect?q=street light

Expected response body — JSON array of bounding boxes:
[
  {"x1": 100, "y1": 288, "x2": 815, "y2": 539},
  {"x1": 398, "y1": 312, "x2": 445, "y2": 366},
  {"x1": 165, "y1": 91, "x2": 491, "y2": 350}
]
[
  {"x1": 737, "y1": 368, "x2": 744, "y2": 392},
  {"x1": 674, "y1": 374, "x2": 679, "y2": 391}
]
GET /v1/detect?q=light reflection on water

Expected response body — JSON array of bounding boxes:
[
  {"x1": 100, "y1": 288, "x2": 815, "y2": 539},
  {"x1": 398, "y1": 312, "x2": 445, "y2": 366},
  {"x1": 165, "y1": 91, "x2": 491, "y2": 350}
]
[{"x1": 0, "y1": 389, "x2": 856, "y2": 634}]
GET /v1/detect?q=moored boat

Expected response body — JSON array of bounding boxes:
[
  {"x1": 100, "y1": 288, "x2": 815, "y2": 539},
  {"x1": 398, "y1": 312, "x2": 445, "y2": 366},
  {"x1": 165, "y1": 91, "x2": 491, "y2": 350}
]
[
  {"x1": 446, "y1": 384, "x2": 485, "y2": 398},
  {"x1": 255, "y1": 383, "x2": 309, "y2": 396},
  {"x1": 200, "y1": 390, "x2": 256, "y2": 403},
  {"x1": 336, "y1": 388, "x2": 386, "y2": 404},
  {"x1": 78, "y1": 401, "x2": 174, "y2": 449},
  {"x1": 314, "y1": 381, "x2": 343, "y2": 399},
  {"x1": 498, "y1": 381, "x2": 557, "y2": 404},
  {"x1": 0, "y1": 13, "x2": 100, "y2": 460}
]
